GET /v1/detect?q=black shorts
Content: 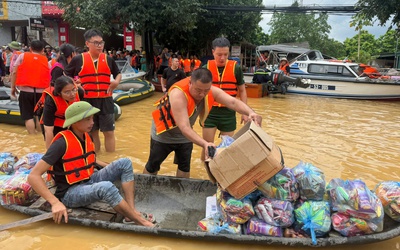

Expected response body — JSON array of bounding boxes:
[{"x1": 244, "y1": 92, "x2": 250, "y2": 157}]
[
  {"x1": 92, "y1": 113, "x2": 115, "y2": 132},
  {"x1": 18, "y1": 91, "x2": 42, "y2": 120},
  {"x1": 145, "y1": 138, "x2": 193, "y2": 173}
]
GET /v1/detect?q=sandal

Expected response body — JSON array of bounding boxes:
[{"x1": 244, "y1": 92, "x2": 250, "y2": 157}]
[
  {"x1": 141, "y1": 212, "x2": 156, "y2": 223},
  {"x1": 122, "y1": 212, "x2": 156, "y2": 224}
]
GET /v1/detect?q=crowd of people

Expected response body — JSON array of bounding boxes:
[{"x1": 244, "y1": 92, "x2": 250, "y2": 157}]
[{"x1": 2, "y1": 34, "x2": 263, "y2": 228}]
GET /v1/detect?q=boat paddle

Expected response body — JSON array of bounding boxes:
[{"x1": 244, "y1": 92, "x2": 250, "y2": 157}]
[{"x1": 0, "y1": 212, "x2": 53, "y2": 231}]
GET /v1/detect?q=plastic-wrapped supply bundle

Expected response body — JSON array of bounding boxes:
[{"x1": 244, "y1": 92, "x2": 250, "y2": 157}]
[
  {"x1": 0, "y1": 170, "x2": 36, "y2": 205},
  {"x1": 254, "y1": 197, "x2": 294, "y2": 228},
  {"x1": 292, "y1": 162, "x2": 325, "y2": 201},
  {"x1": 245, "y1": 217, "x2": 283, "y2": 237},
  {"x1": 0, "y1": 152, "x2": 18, "y2": 175},
  {"x1": 294, "y1": 201, "x2": 331, "y2": 245},
  {"x1": 327, "y1": 178, "x2": 384, "y2": 235},
  {"x1": 258, "y1": 167, "x2": 299, "y2": 202},
  {"x1": 13, "y1": 153, "x2": 43, "y2": 171},
  {"x1": 216, "y1": 188, "x2": 255, "y2": 224},
  {"x1": 198, "y1": 213, "x2": 241, "y2": 234},
  {"x1": 374, "y1": 181, "x2": 400, "y2": 222},
  {"x1": 331, "y1": 212, "x2": 374, "y2": 236}
]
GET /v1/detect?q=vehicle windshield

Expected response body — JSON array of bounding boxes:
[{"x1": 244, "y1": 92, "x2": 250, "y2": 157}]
[{"x1": 115, "y1": 60, "x2": 138, "y2": 74}]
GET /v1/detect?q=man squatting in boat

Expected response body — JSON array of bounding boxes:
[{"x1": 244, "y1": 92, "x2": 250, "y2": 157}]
[
  {"x1": 28, "y1": 101, "x2": 155, "y2": 227},
  {"x1": 143, "y1": 68, "x2": 263, "y2": 178}
]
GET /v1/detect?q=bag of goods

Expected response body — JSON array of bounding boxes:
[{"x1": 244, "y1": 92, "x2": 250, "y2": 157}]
[
  {"x1": 374, "y1": 181, "x2": 400, "y2": 222},
  {"x1": 0, "y1": 152, "x2": 18, "y2": 175},
  {"x1": 13, "y1": 153, "x2": 43, "y2": 171},
  {"x1": 0, "y1": 170, "x2": 37, "y2": 205},
  {"x1": 331, "y1": 212, "x2": 375, "y2": 236},
  {"x1": 198, "y1": 213, "x2": 241, "y2": 234},
  {"x1": 294, "y1": 201, "x2": 331, "y2": 245},
  {"x1": 327, "y1": 178, "x2": 384, "y2": 234},
  {"x1": 292, "y1": 162, "x2": 325, "y2": 201},
  {"x1": 216, "y1": 187, "x2": 255, "y2": 224},
  {"x1": 245, "y1": 217, "x2": 282, "y2": 237},
  {"x1": 254, "y1": 197, "x2": 294, "y2": 228},
  {"x1": 258, "y1": 167, "x2": 299, "y2": 202}
]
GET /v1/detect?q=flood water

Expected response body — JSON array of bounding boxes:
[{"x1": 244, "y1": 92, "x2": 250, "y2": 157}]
[{"x1": 0, "y1": 92, "x2": 399, "y2": 250}]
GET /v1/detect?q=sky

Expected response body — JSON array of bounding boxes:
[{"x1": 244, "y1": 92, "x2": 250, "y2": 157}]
[{"x1": 260, "y1": 0, "x2": 394, "y2": 42}]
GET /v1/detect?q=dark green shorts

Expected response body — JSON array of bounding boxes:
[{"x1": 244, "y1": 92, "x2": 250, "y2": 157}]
[{"x1": 203, "y1": 107, "x2": 236, "y2": 132}]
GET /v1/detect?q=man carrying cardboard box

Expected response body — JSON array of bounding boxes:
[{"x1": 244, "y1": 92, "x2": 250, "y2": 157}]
[{"x1": 144, "y1": 68, "x2": 262, "y2": 178}]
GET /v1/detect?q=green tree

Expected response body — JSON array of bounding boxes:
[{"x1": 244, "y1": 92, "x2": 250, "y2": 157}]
[
  {"x1": 350, "y1": 14, "x2": 372, "y2": 60},
  {"x1": 376, "y1": 30, "x2": 399, "y2": 54},
  {"x1": 343, "y1": 30, "x2": 377, "y2": 62},
  {"x1": 267, "y1": 1, "x2": 331, "y2": 50},
  {"x1": 355, "y1": 0, "x2": 400, "y2": 29}
]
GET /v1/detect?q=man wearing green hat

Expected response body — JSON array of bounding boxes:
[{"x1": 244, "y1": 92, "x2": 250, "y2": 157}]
[
  {"x1": 7, "y1": 41, "x2": 21, "y2": 74},
  {"x1": 28, "y1": 101, "x2": 155, "y2": 227}
]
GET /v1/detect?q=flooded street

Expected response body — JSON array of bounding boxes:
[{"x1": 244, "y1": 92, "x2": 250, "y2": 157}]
[{"x1": 0, "y1": 92, "x2": 399, "y2": 249}]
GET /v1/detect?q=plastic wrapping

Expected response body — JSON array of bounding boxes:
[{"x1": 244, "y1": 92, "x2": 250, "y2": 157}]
[
  {"x1": 245, "y1": 217, "x2": 282, "y2": 237},
  {"x1": 292, "y1": 162, "x2": 325, "y2": 201},
  {"x1": 254, "y1": 197, "x2": 294, "y2": 227},
  {"x1": 216, "y1": 188, "x2": 255, "y2": 224},
  {"x1": 327, "y1": 178, "x2": 384, "y2": 235},
  {"x1": 0, "y1": 170, "x2": 37, "y2": 205},
  {"x1": 331, "y1": 212, "x2": 374, "y2": 236},
  {"x1": 294, "y1": 201, "x2": 331, "y2": 245},
  {"x1": 258, "y1": 167, "x2": 299, "y2": 202},
  {"x1": 374, "y1": 181, "x2": 400, "y2": 222},
  {"x1": 198, "y1": 213, "x2": 241, "y2": 234},
  {"x1": 0, "y1": 152, "x2": 18, "y2": 175},
  {"x1": 13, "y1": 153, "x2": 43, "y2": 171}
]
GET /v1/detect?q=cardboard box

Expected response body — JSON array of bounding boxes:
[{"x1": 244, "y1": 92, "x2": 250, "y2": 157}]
[
  {"x1": 207, "y1": 121, "x2": 284, "y2": 199},
  {"x1": 245, "y1": 83, "x2": 268, "y2": 98}
]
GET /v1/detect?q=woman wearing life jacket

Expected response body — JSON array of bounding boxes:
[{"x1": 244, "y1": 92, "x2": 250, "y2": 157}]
[
  {"x1": 50, "y1": 43, "x2": 76, "y2": 84},
  {"x1": 279, "y1": 57, "x2": 290, "y2": 76},
  {"x1": 40, "y1": 76, "x2": 83, "y2": 149}
]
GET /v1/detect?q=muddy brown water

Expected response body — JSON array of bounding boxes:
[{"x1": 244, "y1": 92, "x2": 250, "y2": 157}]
[{"x1": 0, "y1": 92, "x2": 399, "y2": 249}]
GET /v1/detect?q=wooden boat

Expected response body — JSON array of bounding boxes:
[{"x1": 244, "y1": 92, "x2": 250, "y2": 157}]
[
  {"x1": 2, "y1": 174, "x2": 399, "y2": 247},
  {"x1": 244, "y1": 44, "x2": 400, "y2": 100},
  {"x1": 0, "y1": 87, "x2": 122, "y2": 126}
]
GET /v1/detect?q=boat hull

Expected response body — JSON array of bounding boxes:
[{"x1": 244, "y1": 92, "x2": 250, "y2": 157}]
[
  {"x1": 0, "y1": 99, "x2": 122, "y2": 126},
  {"x1": 244, "y1": 74, "x2": 400, "y2": 100},
  {"x1": 287, "y1": 76, "x2": 400, "y2": 100},
  {"x1": 2, "y1": 174, "x2": 399, "y2": 247},
  {"x1": 113, "y1": 79, "x2": 155, "y2": 106}
]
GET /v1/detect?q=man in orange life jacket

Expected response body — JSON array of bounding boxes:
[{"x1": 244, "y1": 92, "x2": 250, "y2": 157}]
[
  {"x1": 28, "y1": 101, "x2": 155, "y2": 227},
  {"x1": 65, "y1": 29, "x2": 121, "y2": 152},
  {"x1": 10, "y1": 40, "x2": 50, "y2": 134},
  {"x1": 202, "y1": 37, "x2": 248, "y2": 159},
  {"x1": 279, "y1": 57, "x2": 290, "y2": 76},
  {"x1": 143, "y1": 68, "x2": 262, "y2": 178}
]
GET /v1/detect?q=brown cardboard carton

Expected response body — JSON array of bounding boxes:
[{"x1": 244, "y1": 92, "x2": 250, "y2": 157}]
[{"x1": 208, "y1": 121, "x2": 284, "y2": 199}]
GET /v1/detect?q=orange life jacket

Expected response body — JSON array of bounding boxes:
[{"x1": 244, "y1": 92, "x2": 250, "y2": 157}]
[
  {"x1": 152, "y1": 77, "x2": 214, "y2": 135},
  {"x1": 182, "y1": 59, "x2": 192, "y2": 73},
  {"x1": 193, "y1": 59, "x2": 201, "y2": 70},
  {"x1": 48, "y1": 130, "x2": 95, "y2": 185},
  {"x1": 279, "y1": 63, "x2": 290, "y2": 75},
  {"x1": 36, "y1": 86, "x2": 80, "y2": 126},
  {"x1": 207, "y1": 60, "x2": 237, "y2": 107},
  {"x1": 78, "y1": 52, "x2": 111, "y2": 98},
  {"x1": 15, "y1": 52, "x2": 50, "y2": 88}
]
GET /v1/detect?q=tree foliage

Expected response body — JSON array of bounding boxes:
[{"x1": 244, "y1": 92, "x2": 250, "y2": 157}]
[
  {"x1": 54, "y1": 0, "x2": 263, "y2": 55},
  {"x1": 376, "y1": 30, "x2": 399, "y2": 54},
  {"x1": 267, "y1": 2, "x2": 331, "y2": 52},
  {"x1": 355, "y1": 0, "x2": 400, "y2": 29}
]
